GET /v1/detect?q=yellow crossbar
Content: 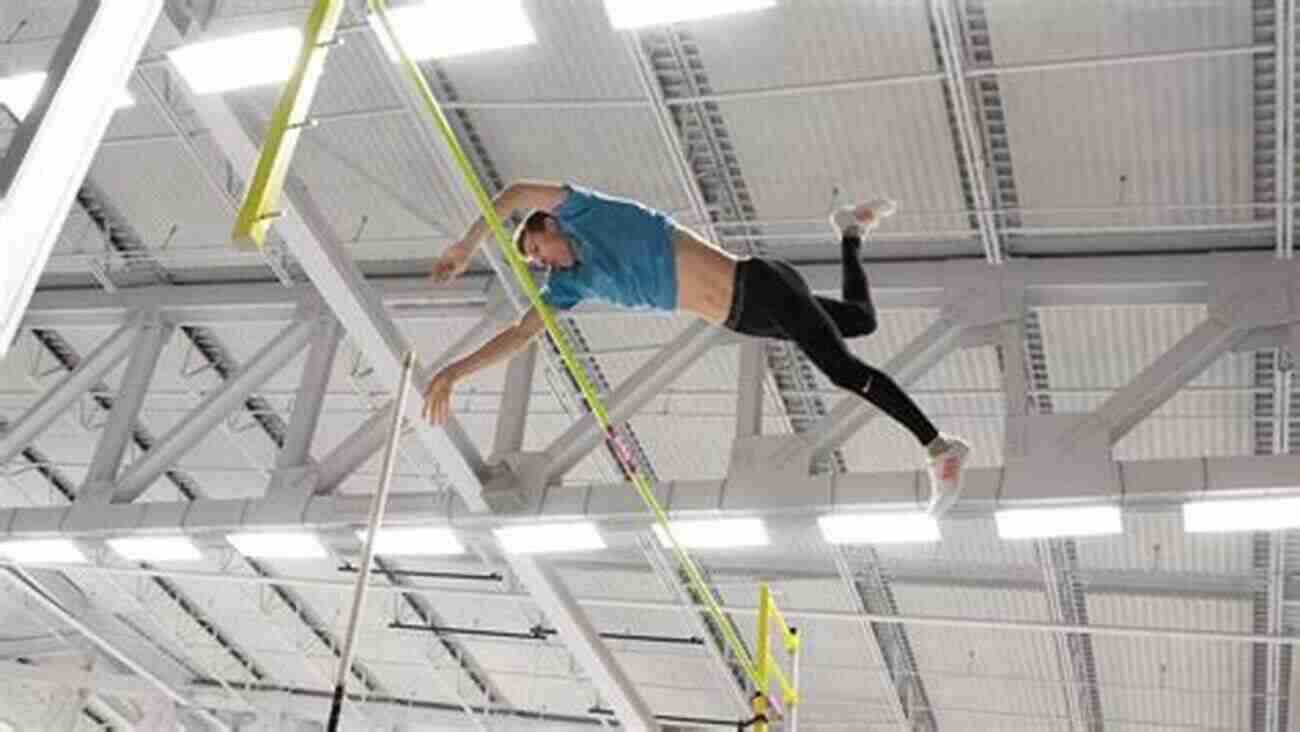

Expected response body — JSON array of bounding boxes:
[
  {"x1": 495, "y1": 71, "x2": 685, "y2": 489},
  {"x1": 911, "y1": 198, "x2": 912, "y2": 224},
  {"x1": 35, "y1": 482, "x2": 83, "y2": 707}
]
[
  {"x1": 366, "y1": 0, "x2": 763, "y2": 693},
  {"x1": 231, "y1": 0, "x2": 344, "y2": 250}
]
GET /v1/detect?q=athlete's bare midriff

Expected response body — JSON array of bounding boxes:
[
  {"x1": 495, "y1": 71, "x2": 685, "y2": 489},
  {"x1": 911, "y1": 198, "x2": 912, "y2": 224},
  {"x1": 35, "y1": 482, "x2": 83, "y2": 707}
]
[{"x1": 671, "y1": 226, "x2": 745, "y2": 325}]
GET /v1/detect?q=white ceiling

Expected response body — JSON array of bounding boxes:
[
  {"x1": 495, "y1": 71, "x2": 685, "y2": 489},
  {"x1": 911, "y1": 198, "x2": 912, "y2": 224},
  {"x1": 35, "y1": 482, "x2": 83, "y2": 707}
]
[{"x1": 0, "y1": 0, "x2": 1292, "y2": 730}]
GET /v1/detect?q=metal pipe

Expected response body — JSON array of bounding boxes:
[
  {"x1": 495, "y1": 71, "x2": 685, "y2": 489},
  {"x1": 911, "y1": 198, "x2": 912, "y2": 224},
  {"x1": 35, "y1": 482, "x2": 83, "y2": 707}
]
[
  {"x1": 17, "y1": 560, "x2": 1300, "y2": 648},
  {"x1": 326, "y1": 350, "x2": 415, "y2": 731},
  {"x1": 337, "y1": 564, "x2": 502, "y2": 582},
  {"x1": 390, "y1": 621, "x2": 704, "y2": 646},
  {"x1": 931, "y1": 0, "x2": 1000, "y2": 262},
  {"x1": 366, "y1": 44, "x2": 1272, "y2": 113},
  {"x1": 966, "y1": 42, "x2": 1272, "y2": 78},
  {"x1": 1286, "y1": 0, "x2": 1297, "y2": 260},
  {"x1": 1, "y1": 568, "x2": 230, "y2": 731}
]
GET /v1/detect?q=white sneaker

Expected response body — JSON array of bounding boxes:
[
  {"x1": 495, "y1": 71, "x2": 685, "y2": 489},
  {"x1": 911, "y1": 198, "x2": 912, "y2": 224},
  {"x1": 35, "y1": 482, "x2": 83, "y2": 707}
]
[
  {"x1": 830, "y1": 197, "x2": 897, "y2": 238},
  {"x1": 925, "y1": 434, "x2": 970, "y2": 517}
]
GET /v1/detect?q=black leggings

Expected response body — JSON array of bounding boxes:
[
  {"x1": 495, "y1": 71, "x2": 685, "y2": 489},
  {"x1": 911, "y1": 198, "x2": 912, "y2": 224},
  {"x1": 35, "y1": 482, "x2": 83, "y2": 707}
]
[{"x1": 722, "y1": 236, "x2": 939, "y2": 446}]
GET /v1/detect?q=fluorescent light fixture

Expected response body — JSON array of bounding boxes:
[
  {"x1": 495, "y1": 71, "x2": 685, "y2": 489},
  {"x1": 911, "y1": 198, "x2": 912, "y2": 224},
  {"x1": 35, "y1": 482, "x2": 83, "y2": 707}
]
[
  {"x1": 818, "y1": 512, "x2": 940, "y2": 545},
  {"x1": 226, "y1": 531, "x2": 328, "y2": 559},
  {"x1": 374, "y1": 1, "x2": 536, "y2": 62},
  {"x1": 107, "y1": 536, "x2": 202, "y2": 562},
  {"x1": 0, "y1": 539, "x2": 86, "y2": 564},
  {"x1": 651, "y1": 518, "x2": 769, "y2": 549},
  {"x1": 1184, "y1": 496, "x2": 1300, "y2": 533},
  {"x1": 0, "y1": 71, "x2": 132, "y2": 119},
  {"x1": 494, "y1": 522, "x2": 605, "y2": 555},
  {"x1": 604, "y1": 0, "x2": 777, "y2": 29},
  {"x1": 357, "y1": 527, "x2": 464, "y2": 556},
  {"x1": 167, "y1": 27, "x2": 303, "y2": 94},
  {"x1": 995, "y1": 505, "x2": 1123, "y2": 540}
]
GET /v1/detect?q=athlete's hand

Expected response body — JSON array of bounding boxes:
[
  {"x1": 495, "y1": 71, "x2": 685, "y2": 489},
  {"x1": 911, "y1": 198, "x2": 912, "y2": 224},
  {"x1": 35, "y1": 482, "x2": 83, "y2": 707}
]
[
  {"x1": 422, "y1": 368, "x2": 456, "y2": 424},
  {"x1": 430, "y1": 241, "x2": 471, "y2": 284}
]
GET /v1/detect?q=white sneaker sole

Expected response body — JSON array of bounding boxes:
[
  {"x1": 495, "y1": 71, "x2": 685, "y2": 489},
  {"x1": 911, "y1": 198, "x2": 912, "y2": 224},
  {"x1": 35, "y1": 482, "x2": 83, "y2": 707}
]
[{"x1": 926, "y1": 441, "x2": 970, "y2": 517}]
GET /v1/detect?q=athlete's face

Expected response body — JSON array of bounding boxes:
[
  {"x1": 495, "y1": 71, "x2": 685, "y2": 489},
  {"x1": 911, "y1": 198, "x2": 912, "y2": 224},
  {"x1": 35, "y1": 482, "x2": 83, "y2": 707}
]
[{"x1": 522, "y1": 219, "x2": 575, "y2": 269}]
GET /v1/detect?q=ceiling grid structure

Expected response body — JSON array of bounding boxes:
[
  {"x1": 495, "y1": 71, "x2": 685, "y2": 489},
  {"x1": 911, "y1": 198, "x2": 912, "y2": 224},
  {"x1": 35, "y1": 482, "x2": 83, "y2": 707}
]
[
  {"x1": 61, "y1": 139, "x2": 404, "y2": 704},
  {"x1": 6, "y1": 0, "x2": 1300, "y2": 728},
  {"x1": 12, "y1": 186, "x2": 278, "y2": 687}
]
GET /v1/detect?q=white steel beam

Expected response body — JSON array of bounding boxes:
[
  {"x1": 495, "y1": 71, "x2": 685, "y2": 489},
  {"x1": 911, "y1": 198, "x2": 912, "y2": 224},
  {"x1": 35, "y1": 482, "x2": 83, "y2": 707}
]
[
  {"x1": 1068, "y1": 255, "x2": 1300, "y2": 448},
  {"x1": 793, "y1": 266, "x2": 1025, "y2": 463},
  {"x1": 541, "y1": 320, "x2": 728, "y2": 481},
  {"x1": 1070, "y1": 317, "x2": 1245, "y2": 446},
  {"x1": 15, "y1": 556, "x2": 1300, "y2": 649},
  {"x1": 313, "y1": 403, "x2": 393, "y2": 494},
  {"x1": 0, "y1": 321, "x2": 141, "y2": 465},
  {"x1": 734, "y1": 341, "x2": 766, "y2": 440},
  {"x1": 491, "y1": 343, "x2": 537, "y2": 460},
  {"x1": 23, "y1": 276, "x2": 495, "y2": 329},
  {"x1": 180, "y1": 64, "x2": 658, "y2": 728},
  {"x1": 0, "y1": 0, "x2": 163, "y2": 357},
  {"x1": 8, "y1": 452, "x2": 1300, "y2": 539},
  {"x1": 800, "y1": 315, "x2": 966, "y2": 464},
  {"x1": 79, "y1": 317, "x2": 174, "y2": 503},
  {"x1": 24, "y1": 251, "x2": 1243, "y2": 332},
  {"x1": 277, "y1": 317, "x2": 341, "y2": 471},
  {"x1": 313, "y1": 313, "x2": 502, "y2": 493},
  {"x1": 113, "y1": 318, "x2": 318, "y2": 502}
]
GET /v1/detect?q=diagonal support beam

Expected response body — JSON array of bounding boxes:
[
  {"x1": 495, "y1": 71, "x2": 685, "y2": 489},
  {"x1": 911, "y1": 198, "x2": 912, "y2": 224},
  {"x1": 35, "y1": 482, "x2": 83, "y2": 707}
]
[
  {"x1": 0, "y1": 0, "x2": 164, "y2": 357},
  {"x1": 802, "y1": 316, "x2": 966, "y2": 463},
  {"x1": 278, "y1": 317, "x2": 341, "y2": 472},
  {"x1": 113, "y1": 318, "x2": 317, "y2": 501},
  {"x1": 313, "y1": 311, "x2": 505, "y2": 493},
  {"x1": 0, "y1": 322, "x2": 141, "y2": 465},
  {"x1": 315, "y1": 403, "x2": 395, "y2": 494},
  {"x1": 492, "y1": 343, "x2": 537, "y2": 460},
  {"x1": 80, "y1": 317, "x2": 174, "y2": 502},
  {"x1": 735, "y1": 341, "x2": 766, "y2": 439},
  {"x1": 542, "y1": 320, "x2": 728, "y2": 481},
  {"x1": 1070, "y1": 318, "x2": 1247, "y2": 447}
]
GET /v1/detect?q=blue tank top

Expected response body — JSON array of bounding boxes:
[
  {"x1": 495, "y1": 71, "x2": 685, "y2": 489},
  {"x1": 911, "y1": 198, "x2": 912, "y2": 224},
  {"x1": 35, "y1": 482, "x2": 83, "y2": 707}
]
[{"x1": 539, "y1": 184, "x2": 677, "y2": 312}]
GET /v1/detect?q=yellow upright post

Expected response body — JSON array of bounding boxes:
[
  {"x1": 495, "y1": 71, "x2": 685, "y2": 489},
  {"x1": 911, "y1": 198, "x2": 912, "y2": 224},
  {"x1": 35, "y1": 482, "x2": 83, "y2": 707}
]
[
  {"x1": 231, "y1": 0, "x2": 344, "y2": 249},
  {"x1": 754, "y1": 583, "x2": 772, "y2": 732}
]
